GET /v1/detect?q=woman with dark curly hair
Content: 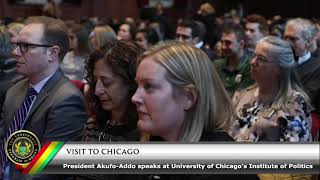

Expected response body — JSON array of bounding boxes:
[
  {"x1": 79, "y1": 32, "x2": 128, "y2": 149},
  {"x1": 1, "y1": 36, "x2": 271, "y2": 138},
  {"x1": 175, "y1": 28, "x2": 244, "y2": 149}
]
[
  {"x1": 83, "y1": 40, "x2": 144, "y2": 142},
  {"x1": 0, "y1": 26, "x2": 23, "y2": 116}
]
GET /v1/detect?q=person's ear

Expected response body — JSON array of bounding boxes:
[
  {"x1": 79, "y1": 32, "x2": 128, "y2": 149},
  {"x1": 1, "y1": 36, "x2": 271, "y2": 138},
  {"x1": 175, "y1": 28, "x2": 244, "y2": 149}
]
[
  {"x1": 183, "y1": 85, "x2": 198, "y2": 111},
  {"x1": 192, "y1": 37, "x2": 200, "y2": 44},
  {"x1": 239, "y1": 39, "x2": 245, "y2": 48},
  {"x1": 47, "y1": 46, "x2": 60, "y2": 61}
]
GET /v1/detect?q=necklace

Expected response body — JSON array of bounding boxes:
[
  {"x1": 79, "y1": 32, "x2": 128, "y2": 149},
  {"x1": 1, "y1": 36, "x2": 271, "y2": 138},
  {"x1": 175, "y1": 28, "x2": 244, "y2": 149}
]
[{"x1": 98, "y1": 120, "x2": 112, "y2": 141}]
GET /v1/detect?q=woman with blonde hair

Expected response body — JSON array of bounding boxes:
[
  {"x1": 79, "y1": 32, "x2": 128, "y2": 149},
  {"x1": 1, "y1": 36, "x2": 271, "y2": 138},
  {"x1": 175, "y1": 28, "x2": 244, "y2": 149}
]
[
  {"x1": 230, "y1": 36, "x2": 312, "y2": 142},
  {"x1": 132, "y1": 41, "x2": 234, "y2": 142},
  {"x1": 90, "y1": 25, "x2": 117, "y2": 51},
  {"x1": 132, "y1": 41, "x2": 260, "y2": 180}
]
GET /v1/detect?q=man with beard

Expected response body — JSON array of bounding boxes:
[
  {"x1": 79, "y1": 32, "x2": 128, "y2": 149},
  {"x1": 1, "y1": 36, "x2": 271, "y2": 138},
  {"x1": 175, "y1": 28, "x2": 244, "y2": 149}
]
[{"x1": 214, "y1": 25, "x2": 254, "y2": 96}]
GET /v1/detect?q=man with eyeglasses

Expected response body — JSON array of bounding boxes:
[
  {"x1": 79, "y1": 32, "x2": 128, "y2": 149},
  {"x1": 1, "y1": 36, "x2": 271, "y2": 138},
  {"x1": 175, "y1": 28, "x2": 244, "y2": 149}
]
[
  {"x1": 0, "y1": 16, "x2": 87, "y2": 179},
  {"x1": 175, "y1": 19, "x2": 215, "y2": 61},
  {"x1": 284, "y1": 18, "x2": 320, "y2": 141},
  {"x1": 214, "y1": 25, "x2": 254, "y2": 97}
]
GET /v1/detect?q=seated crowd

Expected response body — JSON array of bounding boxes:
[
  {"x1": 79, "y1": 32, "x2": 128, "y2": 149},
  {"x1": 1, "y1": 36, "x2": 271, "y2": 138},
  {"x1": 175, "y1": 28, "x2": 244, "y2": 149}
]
[{"x1": 0, "y1": 2, "x2": 319, "y2": 180}]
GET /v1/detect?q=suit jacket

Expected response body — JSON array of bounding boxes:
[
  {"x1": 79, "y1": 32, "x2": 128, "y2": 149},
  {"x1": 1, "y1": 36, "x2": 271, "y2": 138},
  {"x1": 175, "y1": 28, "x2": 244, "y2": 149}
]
[
  {"x1": 296, "y1": 57, "x2": 320, "y2": 113},
  {"x1": 0, "y1": 68, "x2": 87, "y2": 180},
  {"x1": 200, "y1": 45, "x2": 216, "y2": 62}
]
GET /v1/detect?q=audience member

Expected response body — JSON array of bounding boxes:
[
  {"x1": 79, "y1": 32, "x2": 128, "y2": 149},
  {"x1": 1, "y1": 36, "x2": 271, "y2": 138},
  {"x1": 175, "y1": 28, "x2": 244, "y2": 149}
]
[
  {"x1": 84, "y1": 40, "x2": 143, "y2": 142},
  {"x1": 284, "y1": 18, "x2": 320, "y2": 134},
  {"x1": 245, "y1": 14, "x2": 268, "y2": 51},
  {"x1": 230, "y1": 36, "x2": 312, "y2": 142},
  {"x1": 214, "y1": 25, "x2": 254, "y2": 96},
  {"x1": 175, "y1": 19, "x2": 215, "y2": 61},
  {"x1": 0, "y1": 25, "x2": 23, "y2": 117},
  {"x1": 195, "y1": 2, "x2": 220, "y2": 49},
  {"x1": 61, "y1": 23, "x2": 90, "y2": 81},
  {"x1": 0, "y1": 16, "x2": 87, "y2": 179},
  {"x1": 135, "y1": 28, "x2": 159, "y2": 50},
  {"x1": 90, "y1": 25, "x2": 117, "y2": 52},
  {"x1": 117, "y1": 23, "x2": 136, "y2": 40},
  {"x1": 42, "y1": 0, "x2": 62, "y2": 19},
  {"x1": 132, "y1": 41, "x2": 258, "y2": 180},
  {"x1": 133, "y1": 42, "x2": 233, "y2": 142}
]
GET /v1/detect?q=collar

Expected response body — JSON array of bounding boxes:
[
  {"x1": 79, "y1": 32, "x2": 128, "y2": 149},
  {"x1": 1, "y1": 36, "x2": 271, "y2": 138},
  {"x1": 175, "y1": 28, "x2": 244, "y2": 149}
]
[
  {"x1": 195, "y1": 41, "x2": 204, "y2": 49},
  {"x1": 298, "y1": 52, "x2": 311, "y2": 65},
  {"x1": 30, "y1": 72, "x2": 55, "y2": 93}
]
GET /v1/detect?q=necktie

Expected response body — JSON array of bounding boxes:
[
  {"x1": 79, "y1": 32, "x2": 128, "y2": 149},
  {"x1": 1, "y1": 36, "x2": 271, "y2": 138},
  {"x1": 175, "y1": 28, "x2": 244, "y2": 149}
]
[{"x1": 0, "y1": 86, "x2": 38, "y2": 176}]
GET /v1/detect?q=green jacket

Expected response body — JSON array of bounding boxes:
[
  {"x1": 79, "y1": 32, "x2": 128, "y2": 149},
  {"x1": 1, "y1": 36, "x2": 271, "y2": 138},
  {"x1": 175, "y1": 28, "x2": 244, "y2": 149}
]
[{"x1": 214, "y1": 50, "x2": 255, "y2": 96}]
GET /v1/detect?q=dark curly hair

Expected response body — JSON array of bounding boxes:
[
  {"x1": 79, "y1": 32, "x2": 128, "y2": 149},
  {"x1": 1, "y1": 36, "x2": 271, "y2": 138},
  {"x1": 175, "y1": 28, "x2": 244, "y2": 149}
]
[
  {"x1": 0, "y1": 26, "x2": 13, "y2": 70},
  {"x1": 85, "y1": 40, "x2": 144, "y2": 130}
]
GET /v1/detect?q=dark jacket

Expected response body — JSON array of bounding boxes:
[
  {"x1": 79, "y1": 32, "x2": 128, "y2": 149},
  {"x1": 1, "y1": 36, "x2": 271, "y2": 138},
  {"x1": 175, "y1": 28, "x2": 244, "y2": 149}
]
[
  {"x1": 141, "y1": 131, "x2": 259, "y2": 180},
  {"x1": 1, "y1": 69, "x2": 87, "y2": 180},
  {"x1": 0, "y1": 58, "x2": 24, "y2": 116}
]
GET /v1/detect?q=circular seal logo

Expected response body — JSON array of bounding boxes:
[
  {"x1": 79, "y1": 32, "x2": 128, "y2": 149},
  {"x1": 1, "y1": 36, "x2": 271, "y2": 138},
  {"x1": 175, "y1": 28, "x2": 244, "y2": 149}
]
[{"x1": 5, "y1": 130, "x2": 41, "y2": 165}]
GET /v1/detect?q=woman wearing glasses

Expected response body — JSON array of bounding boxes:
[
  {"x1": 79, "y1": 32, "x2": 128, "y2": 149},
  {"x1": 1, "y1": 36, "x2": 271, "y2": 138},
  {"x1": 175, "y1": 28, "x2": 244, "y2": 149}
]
[
  {"x1": 83, "y1": 40, "x2": 143, "y2": 142},
  {"x1": 229, "y1": 36, "x2": 312, "y2": 142}
]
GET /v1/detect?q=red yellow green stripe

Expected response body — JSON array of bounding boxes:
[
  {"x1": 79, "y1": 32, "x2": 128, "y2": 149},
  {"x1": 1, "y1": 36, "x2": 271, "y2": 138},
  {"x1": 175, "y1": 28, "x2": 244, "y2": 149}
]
[
  {"x1": 22, "y1": 142, "x2": 51, "y2": 174},
  {"x1": 15, "y1": 164, "x2": 28, "y2": 171},
  {"x1": 36, "y1": 142, "x2": 64, "y2": 174},
  {"x1": 23, "y1": 141, "x2": 64, "y2": 174}
]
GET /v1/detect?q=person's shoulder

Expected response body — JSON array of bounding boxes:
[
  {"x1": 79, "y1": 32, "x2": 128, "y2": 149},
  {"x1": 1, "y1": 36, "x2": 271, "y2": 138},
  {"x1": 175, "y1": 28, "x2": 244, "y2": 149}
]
[
  {"x1": 213, "y1": 58, "x2": 226, "y2": 69},
  {"x1": 298, "y1": 56, "x2": 320, "y2": 69},
  {"x1": 310, "y1": 56, "x2": 320, "y2": 65},
  {"x1": 288, "y1": 89, "x2": 310, "y2": 107},
  {"x1": 213, "y1": 58, "x2": 225, "y2": 65},
  {"x1": 47, "y1": 73, "x2": 84, "y2": 104},
  {"x1": 232, "y1": 84, "x2": 257, "y2": 106},
  {"x1": 233, "y1": 84, "x2": 257, "y2": 98},
  {"x1": 6, "y1": 78, "x2": 29, "y2": 93}
]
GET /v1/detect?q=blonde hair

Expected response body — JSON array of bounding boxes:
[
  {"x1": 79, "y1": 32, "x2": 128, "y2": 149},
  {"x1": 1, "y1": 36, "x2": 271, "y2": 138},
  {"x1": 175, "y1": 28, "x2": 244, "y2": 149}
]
[
  {"x1": 7, "y1": 22, "x2": 25, "y2": 35},
  {"x1": 199, "y1": 3, "x2": 215, "y2": 16},
  {"x1": 92, "y1": 25, "x2": 117, "y2": 50},
  {"x1": 139, "y1": 41, "x2": 234, "y2": 142},
  {"x1": 258, "y1": 36, "x2": 310, "y2": 110}
]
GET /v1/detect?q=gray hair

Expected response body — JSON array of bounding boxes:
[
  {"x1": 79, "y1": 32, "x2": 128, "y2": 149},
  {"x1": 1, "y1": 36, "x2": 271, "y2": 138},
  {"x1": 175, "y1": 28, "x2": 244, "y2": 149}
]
[
  {"x1": 258, "y1": 36, "x2": 310, "y2": 109},
  {"x1": 285, "y1": 18, "x2": 315, "y2": 41}
]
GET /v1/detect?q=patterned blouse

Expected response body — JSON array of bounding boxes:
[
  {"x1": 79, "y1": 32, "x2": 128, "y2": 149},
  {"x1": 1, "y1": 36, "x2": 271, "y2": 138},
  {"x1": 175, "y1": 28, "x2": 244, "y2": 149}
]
[{"x1": 229, "y1": 85, "x2": 312, "y2": 142}]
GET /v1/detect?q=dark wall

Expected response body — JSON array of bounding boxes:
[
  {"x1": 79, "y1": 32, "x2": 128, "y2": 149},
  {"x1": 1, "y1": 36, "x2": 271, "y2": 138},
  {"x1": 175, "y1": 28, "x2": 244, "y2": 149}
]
[
  {"x1": 1, "y1": 0, "x2": 320, "y2": 21},
  {"x1": 207, "y1": 0, "x2": 320, "y2": 18},
  {"x1": 0, "y1": 0, "x2": 139, "y2": 20}
]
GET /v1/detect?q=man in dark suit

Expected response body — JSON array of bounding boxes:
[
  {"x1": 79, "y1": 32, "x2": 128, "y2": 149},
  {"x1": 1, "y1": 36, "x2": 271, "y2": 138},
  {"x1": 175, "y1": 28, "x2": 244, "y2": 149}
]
[
  {"x1": 175, "y1": 19, "x2": 216, "y2": 61},
  {"x1": 0, "y1": 16, "x2": 87, "y2": 179},
  {"x1": 284, "y1": 18, "x2": 320, "y2": 141}
]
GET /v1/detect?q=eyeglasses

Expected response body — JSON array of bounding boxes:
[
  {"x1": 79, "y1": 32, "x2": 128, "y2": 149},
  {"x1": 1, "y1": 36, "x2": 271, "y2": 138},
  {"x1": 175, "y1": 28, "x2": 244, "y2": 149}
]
[
  {"x1": 135, "y1": 38, "x2": 144, "y2": 42},
  {"x1": 11, "y1": 42, "x2": 53, "y2": 54},
  {"x1": 252, "y1": 53, "x2": 272, "y2": 65},
  {"x1": 221, "y1": 40, "x2": 232, "y2": 46},
  {"x1": 176, "y1": 33, "x2": 191, "y2": 40},
  {"x1": 284, "y1": 35, "x2": 299, "y2": 43}
]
